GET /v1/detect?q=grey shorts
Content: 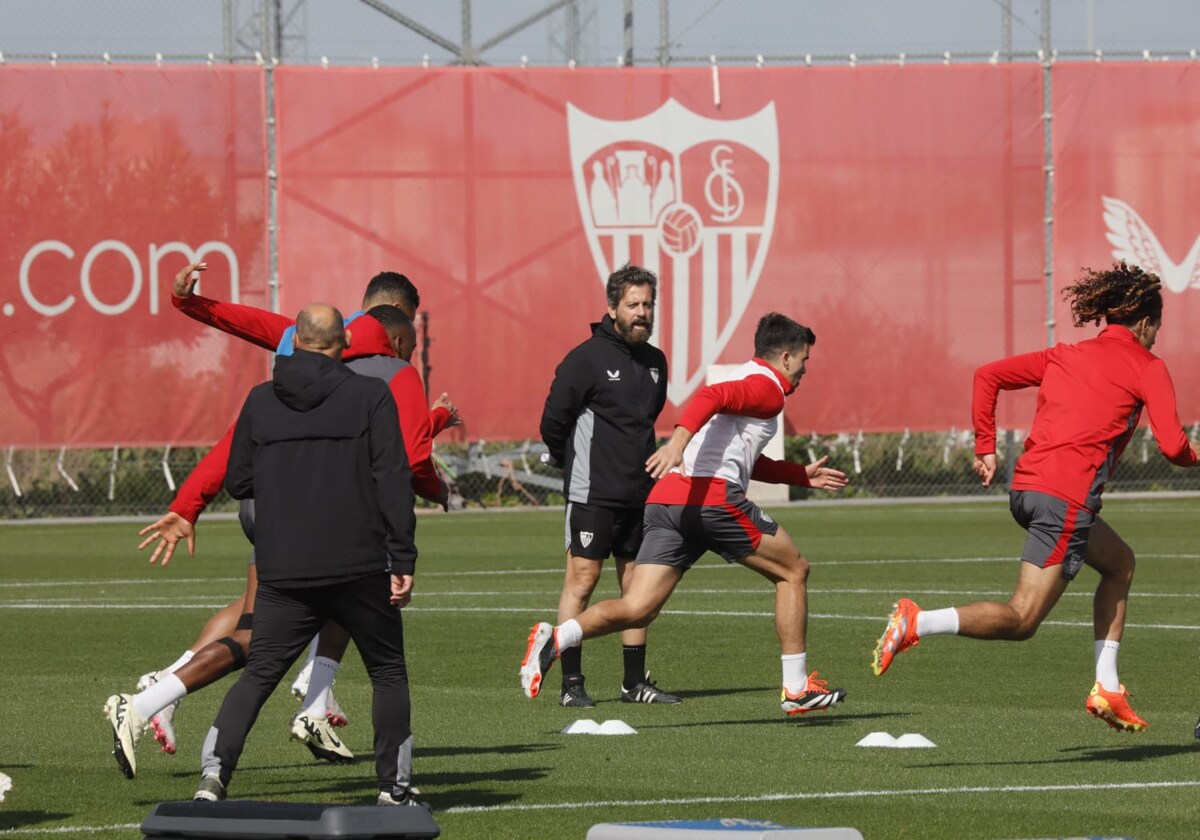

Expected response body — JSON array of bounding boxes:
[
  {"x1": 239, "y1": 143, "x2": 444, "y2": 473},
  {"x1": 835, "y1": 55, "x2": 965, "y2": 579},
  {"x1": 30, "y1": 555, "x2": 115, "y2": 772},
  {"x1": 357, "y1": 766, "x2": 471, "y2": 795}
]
[
  {"x1": 635, "y1": 497, "x2": 780, "y2": 571},
  {"x1": 238, "y1": 498, "x2": 257, "y2": 565},
  {"x1": 1009, "y1": 490, "x2": 1094, "y2": 581}
]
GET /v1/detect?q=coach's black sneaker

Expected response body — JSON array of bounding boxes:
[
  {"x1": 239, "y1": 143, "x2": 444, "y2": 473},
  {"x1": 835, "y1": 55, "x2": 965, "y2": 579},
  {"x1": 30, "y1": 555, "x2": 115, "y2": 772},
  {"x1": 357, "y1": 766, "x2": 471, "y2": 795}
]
[
  {"x1": 193, "y1": 773, "x2": 226, "y2": 802},
  {"x1": 781, "y1": 672, "x2": 846, "y2": 717},
  {"x1": 1193, "y1": 716, "x2": 1200, "y2": 742},
  {"x1": 377, "y1": 785, "x2": 430, "y2": 811},
  {"x1": 561, "y1": 675, "x2": 596, "y2": 708},
  {"x1": 621, "y1": 673, "x2": 682, "y2": 704}
]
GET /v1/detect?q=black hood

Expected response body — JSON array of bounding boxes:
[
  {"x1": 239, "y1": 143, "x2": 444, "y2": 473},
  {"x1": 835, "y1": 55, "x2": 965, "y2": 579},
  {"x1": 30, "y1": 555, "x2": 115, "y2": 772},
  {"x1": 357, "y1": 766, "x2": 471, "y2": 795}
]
[{"x1": 272, "y1": 349, "x2": 353, "y2": 412}]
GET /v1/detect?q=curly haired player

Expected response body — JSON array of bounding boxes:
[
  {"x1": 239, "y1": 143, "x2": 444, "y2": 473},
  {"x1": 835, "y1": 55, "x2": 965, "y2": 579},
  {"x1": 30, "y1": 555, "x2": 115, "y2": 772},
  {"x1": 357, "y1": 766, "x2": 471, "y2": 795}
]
[{"x1": 873, "y1": 262, "x2": 1199, "y2": 733}]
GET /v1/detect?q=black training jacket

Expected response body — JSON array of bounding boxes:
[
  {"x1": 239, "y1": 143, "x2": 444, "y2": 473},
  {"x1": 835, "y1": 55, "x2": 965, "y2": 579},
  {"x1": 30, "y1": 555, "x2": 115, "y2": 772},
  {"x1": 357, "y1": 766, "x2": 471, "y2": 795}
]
[
  {"x1": 226, "y1": 349, "x2": 417, "y2": 584},
  {"x1": 540, "y1": 314, "x2": 668, "y2": 507}
]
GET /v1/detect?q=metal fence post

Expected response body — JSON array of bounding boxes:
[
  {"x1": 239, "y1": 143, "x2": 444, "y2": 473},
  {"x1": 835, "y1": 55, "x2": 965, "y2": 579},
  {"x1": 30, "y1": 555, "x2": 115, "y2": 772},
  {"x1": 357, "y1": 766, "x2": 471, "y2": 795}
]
[
  {"x1": 264, "y1": 0, "x2": 281, "y2": 314},
  {"x1": 1041, "y1": 0, "x2": 1055, "y2": 349}
]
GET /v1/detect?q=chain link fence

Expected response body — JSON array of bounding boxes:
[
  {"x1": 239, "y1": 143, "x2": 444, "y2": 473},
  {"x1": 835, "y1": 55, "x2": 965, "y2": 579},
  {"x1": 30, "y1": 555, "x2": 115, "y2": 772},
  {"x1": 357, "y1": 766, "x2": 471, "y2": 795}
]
[{"x1": 6, "y1": 427, "x2": 1200, "y2": 520}]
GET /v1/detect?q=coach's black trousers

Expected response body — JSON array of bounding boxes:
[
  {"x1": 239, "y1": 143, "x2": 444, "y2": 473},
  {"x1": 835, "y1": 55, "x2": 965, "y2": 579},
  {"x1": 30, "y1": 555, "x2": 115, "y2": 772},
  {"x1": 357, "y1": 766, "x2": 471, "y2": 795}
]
[{"x1": 201, "y1": 572, "x2": 411, "y2": 792}]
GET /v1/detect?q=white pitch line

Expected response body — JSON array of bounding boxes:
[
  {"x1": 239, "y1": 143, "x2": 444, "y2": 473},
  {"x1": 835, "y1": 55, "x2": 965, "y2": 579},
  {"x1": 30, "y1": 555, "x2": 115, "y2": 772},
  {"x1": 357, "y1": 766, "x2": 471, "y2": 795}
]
[
  {"x1": 1, "y1": 551, "x2": 1194, "y2": 590},
  {"x1": 0, "y1": 577, "x2": 244, "y2": 589},
  {"x1": 0, "y1": 824, "x2": 140, "y2": 836},
  {"x1": 5, "y1": 601, "x2": 1197, "y2": 631},
  {"x1": 443, "y1": 778, "x2": 1200, "y2": 814},
  {"x1": 5, "y1": 779, "x2": 1196, "y2": 833}
]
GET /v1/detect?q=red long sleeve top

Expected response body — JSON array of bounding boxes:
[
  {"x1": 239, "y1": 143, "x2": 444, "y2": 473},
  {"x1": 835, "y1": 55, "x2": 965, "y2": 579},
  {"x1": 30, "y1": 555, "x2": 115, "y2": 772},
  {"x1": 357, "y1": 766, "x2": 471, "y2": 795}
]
[
  {"x1": 168, "y1": 295, "x2": 449, "y2": 521},
  {"x1": 973, "y1": 324, "x2": 1196, "y2": 511}
]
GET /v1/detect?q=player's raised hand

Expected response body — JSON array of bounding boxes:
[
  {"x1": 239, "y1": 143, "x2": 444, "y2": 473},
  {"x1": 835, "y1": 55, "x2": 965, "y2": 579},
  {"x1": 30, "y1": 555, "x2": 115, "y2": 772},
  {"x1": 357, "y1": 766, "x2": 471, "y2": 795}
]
[
  {"x1": 973, "y1": 453, "x2": 998, "y2": 488},
  {"x1": 805, "y1": 455, "x2": 849, "y2": 491},
  {"x1": 137, "y1": 511, "x2": 196, "y2": 566},
  {"x1": 390, "y1": 574, "x2": 414, "y2": 608},
  {"x1": 173, "y1": 261, "x2": 207, "y2": 297},
  {"x1": 432, "y1": 392, "x2": 462, "y2": 427}
]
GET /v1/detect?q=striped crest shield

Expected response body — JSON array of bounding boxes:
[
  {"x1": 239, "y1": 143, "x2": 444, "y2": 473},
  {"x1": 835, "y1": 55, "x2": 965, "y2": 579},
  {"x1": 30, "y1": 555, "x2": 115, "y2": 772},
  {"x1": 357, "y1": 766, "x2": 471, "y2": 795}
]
[{"x1": 568, "y1": 99, "x2": 780, "y2": 406}]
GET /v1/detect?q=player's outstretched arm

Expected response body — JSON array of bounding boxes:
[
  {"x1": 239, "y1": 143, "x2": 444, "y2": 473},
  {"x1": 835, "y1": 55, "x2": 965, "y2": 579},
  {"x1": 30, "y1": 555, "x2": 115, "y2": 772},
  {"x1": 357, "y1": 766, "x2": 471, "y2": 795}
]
[
  {"x1": 137, "y1": 511, "x2": 196, "y2": 567},
  {"x1": 751, "y1": 454, "x2": 848, "y2": 491},
  {"x1": 804, "y1": 455, "x2": 849, "y2": 491},
  {"x1": 171, "y1": 261, "x2": 295, "y2": 351}
]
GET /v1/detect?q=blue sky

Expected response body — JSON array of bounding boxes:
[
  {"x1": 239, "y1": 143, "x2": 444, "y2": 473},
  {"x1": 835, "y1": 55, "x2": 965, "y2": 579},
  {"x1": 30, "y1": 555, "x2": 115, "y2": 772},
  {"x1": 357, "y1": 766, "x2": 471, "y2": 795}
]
[{"x1": 2, "y1": 1, "x2": 1198, "y2": 66}]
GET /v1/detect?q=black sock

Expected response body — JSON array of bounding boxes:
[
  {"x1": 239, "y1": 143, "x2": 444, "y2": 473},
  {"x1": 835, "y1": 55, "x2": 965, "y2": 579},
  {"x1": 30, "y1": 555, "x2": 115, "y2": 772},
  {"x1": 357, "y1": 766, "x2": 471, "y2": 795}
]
[
  {"x1": 560, "y1": 645, "x2": 583, "y2": 685},
  {"x1": 622, "y1": 645, "x2": 647, "y2": 689}
]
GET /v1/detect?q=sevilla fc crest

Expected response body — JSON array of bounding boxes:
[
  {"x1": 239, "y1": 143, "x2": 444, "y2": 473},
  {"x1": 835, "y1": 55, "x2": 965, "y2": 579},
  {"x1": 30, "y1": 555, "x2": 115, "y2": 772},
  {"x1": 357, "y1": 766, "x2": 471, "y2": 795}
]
[{"x1": 568, "y1": 99, "x2": 779, "y2": 405}]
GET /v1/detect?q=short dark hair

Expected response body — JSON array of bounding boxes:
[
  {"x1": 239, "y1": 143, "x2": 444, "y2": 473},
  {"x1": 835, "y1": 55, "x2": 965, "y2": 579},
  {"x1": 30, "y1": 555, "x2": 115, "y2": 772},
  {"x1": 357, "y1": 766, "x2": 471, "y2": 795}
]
[
  {"x1": 366, "y1": 303, "x2": 412, "y2": 332},
  {"x1": 753, "y1": 312, "x2": 815, "y2": 359},
  {"x1": 606, "y1": 263, "x2": 657, "y2": 309},
  {"x1": 362, "y1": 271, "x2": 420, "y2": 314}
]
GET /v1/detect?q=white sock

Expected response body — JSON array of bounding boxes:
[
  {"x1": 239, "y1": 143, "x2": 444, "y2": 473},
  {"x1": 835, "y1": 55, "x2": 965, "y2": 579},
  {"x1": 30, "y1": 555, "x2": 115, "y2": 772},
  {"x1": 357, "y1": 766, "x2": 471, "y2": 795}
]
[
  {"x1": 290, "y1": 637, "x2": 320, "y2": 692},
  {"x1": 781, "y1": 653, "x2": 807, "y2": 694},
  {"x1": 163, "y1": 650, "x2": 195, "y2": 675},
  {"x1": 301, "y1": 656, "x2": 341, "y2": 717},
  {"x1": 556, "y1": 619, "x2": 583, "y2": 651},
  {"x1": 132, "y1": 673, "x2": 187, "y2": 720},
  {"x1": 1094, "y1": 640, "x2": 1120, "y2": 692},
  {"x1": 916, "y1": 607, "x2": 959, "y2": 637}
]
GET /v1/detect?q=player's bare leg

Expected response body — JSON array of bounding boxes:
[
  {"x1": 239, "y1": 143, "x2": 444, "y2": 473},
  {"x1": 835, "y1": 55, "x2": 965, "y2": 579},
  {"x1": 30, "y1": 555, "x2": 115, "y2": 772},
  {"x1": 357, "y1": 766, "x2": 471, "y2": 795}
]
[
  {"x1": 555, "y1": 551, "x2": 603, "y2": 705},
  {"x1": 737, "y1": 526, "x2": 810, "y2": 655},
  {"x1": 1080, "y1": 517, "x2": 1144, "y2": 731},
  {"x1": 739, "y1": 525, "x2": 844, "y2": 715},
  {"x1": 576, "y1": 563, "x2": 682, "y2": 636},
  {"x1": 522, "y1": 564, "x2": 680, "y2": 699},
  {"x1": 955, "y1": 561, "x2": 1067, "y2": 640}
]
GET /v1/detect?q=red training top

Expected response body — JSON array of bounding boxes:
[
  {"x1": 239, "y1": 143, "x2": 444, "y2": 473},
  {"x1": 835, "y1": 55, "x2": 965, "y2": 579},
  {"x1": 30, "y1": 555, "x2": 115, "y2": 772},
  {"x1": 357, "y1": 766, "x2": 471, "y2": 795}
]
[
  {"x1": 972, "y1": 324, "x2": 1196, "y2": 511},
  {"x1": 168, "y1": 295, "x2": 450, "y2": 521}
]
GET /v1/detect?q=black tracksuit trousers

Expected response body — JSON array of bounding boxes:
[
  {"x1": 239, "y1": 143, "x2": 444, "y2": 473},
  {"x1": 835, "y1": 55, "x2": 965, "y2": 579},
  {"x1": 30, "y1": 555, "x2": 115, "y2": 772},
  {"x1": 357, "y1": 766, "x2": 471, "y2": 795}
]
[{"x1": 201, "y1": 572, "x2": 412, "y2": 793}]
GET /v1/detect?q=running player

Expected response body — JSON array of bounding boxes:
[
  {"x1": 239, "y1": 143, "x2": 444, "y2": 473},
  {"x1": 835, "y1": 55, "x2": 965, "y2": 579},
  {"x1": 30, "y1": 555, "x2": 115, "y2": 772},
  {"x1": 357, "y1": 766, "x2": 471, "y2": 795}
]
[{"x1": 872, "y1": 262, "x2": 1199, "y2": 733}]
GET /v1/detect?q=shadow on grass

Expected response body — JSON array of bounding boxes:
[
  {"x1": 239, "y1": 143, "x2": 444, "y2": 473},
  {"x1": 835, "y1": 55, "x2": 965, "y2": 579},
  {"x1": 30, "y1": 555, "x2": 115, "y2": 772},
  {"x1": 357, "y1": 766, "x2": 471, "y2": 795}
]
[
  {"x1": 415, "y1": 743, "x2": 561, "y2": 759},
  {"x1": 0, "y1": 812, "x2": 73, "y2": 830},
  {"x1": 637, "y1": 711, "x2": 913, "y2": 730},
  {"x1": 915, "y1": 741, "x2": 1200, "y2": 769}
]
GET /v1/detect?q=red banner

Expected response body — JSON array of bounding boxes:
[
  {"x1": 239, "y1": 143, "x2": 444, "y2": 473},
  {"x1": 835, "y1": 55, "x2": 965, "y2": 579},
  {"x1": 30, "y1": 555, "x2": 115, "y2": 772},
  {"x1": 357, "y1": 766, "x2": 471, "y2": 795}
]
[
  {"x1": 1054, "y1": 63, "x2": 1200, "y2": 423},
  {"x1": 275, "y1": 66, "x2": 1045, "y2": 438},
  {"x1": 0, "y1": 66, "x2": 269, "y2": 447}
]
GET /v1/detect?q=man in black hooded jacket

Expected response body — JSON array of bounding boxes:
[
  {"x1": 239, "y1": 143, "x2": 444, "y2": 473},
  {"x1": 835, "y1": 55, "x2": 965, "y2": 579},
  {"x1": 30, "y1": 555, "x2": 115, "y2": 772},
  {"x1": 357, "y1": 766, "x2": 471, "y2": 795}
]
[
  {"x1": 538, "y1": 264, "x2": 680, "y2": 707},
  {"x1": 194, "y1": 303, "x2": 421, "y2": 807}
]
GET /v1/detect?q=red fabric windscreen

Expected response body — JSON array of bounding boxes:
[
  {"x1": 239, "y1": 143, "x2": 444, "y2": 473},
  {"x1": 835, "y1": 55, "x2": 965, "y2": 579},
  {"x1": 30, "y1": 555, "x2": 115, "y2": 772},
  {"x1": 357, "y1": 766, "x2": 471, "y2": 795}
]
[
  {"x1": 0, "y1": 66, "x2": 269, "y2": 447},
  {"x1": 1053, "y1": 63, "x2": 1200, "y2": 423},
  {"x1": 275, "y1": 65, "x2": 1045, "y2": 439}
]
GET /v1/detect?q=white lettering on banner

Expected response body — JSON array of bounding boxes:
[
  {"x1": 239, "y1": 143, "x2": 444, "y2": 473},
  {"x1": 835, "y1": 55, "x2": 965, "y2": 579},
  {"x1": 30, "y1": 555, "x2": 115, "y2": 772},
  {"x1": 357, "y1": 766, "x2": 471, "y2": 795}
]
[
  {"x1": 19, "y1": 241, "x2": 75, "y2": 316},
  {"x1": 148, "y1": 241, "x2": 240, "y2": 313},
  {"x1": 17, "y1": 240, "x2": 240, "y2": 316},
  {"x1": 81, "y1": 240, "x2": 142, "y2": 316}
]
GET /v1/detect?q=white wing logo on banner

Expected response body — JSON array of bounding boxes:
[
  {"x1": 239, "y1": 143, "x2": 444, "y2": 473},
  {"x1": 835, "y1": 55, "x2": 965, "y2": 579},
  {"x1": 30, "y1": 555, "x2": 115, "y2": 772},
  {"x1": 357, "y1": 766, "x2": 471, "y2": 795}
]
[
  {"x1": 568, "y1": 100, "x2": 779, "y2": 405},
  {"x1": 1103, "y1": 196, "x2": 1200, "y2": 293}
]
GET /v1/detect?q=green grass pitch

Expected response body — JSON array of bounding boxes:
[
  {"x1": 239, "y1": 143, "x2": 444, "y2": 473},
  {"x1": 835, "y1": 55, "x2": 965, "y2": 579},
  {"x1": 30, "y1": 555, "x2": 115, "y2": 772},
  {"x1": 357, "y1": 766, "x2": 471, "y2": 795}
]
[{"x1": 2, "y1": 497, "x2": 1200, "y2": 838}]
